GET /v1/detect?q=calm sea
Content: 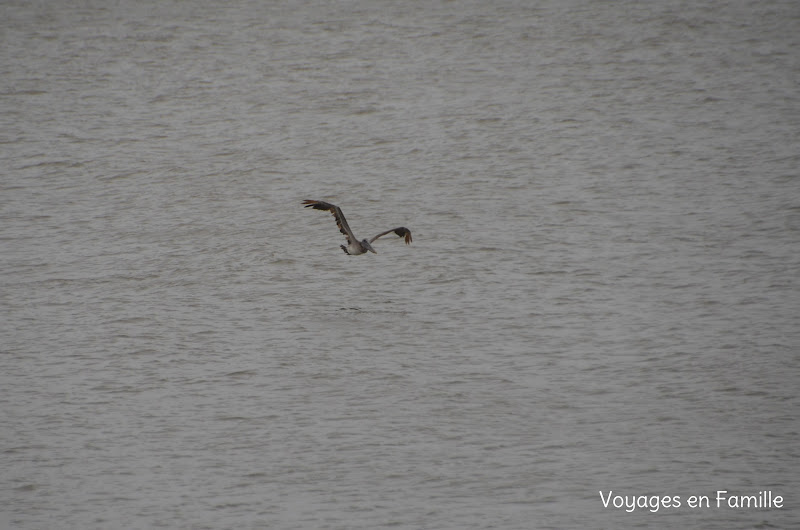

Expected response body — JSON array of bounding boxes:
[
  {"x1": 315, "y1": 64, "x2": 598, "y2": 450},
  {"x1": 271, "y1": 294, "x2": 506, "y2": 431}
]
[{"x1": 2, "y1": 0, "x2": 798, "y2": 528}]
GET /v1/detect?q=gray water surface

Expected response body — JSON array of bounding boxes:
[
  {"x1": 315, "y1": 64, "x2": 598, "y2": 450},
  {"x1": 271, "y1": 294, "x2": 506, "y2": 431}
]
[{"x1": 2, "y1": 1, "x2": 798, "y2": 528}]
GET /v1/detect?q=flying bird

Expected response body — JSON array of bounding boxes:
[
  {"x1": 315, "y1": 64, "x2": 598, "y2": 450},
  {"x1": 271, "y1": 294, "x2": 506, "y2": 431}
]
[{"x1": 302, "y1": 200, "x2": 412, "y2": 255}]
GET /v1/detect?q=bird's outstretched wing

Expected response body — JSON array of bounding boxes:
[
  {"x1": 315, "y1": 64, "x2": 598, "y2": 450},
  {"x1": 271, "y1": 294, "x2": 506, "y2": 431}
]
[
  {"x1": 369, "y1": 227, "x2": 412, "y2": 245},
  {"x1": 302, "y1": 200, "x2": 356, "y2": 244}
]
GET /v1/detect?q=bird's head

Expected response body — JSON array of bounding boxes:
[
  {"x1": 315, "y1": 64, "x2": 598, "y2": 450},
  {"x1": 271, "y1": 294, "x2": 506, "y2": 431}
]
[{"x1": 362, "y1": 239, "x2": 377, "y2": 254}]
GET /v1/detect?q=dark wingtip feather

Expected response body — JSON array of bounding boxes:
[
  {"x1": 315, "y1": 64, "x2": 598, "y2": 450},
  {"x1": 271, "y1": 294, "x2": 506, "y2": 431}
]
[
  {"x1": 395, "y1": 227, "x2": 412, "y2": 244},
  {"x1": 302, "y1": 199, "x2": 332, "y2": 210}
]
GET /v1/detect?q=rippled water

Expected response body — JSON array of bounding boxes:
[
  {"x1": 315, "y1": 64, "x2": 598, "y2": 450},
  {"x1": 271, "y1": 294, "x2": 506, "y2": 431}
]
[{"x1": 2, "y1": 1, "x2": 798, "y2": 528}]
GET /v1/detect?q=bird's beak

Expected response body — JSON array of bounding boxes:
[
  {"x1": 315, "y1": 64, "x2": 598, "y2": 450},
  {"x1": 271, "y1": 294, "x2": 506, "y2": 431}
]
[{"x1": 370, "y1": 248, "x2": 377, "y2": 254}]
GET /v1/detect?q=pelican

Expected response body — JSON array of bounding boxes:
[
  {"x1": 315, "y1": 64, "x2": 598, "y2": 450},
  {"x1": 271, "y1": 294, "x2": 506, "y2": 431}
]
[{"x1": 302, "y1": 200, "x2": 412, "y2": 255}]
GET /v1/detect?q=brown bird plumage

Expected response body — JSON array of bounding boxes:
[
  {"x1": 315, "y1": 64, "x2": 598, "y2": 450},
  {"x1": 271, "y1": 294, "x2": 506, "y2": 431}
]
[{"x1": 302, "y1": 200, "x2": 412, "y2": 255}]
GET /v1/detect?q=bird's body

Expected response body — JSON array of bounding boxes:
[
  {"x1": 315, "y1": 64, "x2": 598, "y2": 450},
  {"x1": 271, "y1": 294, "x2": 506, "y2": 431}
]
[
  {"x1": 302, "y1": 200, "x2": 412, "y2": 255},
  {"x1": 342, "y1": 239, "x2": 373, "y2": 256}
]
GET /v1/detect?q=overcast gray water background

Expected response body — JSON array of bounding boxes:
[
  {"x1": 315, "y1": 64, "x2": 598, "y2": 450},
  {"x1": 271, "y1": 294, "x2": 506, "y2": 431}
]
[{"x1": 2, "y1": 1, "x2": 799, "y2": 528}]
